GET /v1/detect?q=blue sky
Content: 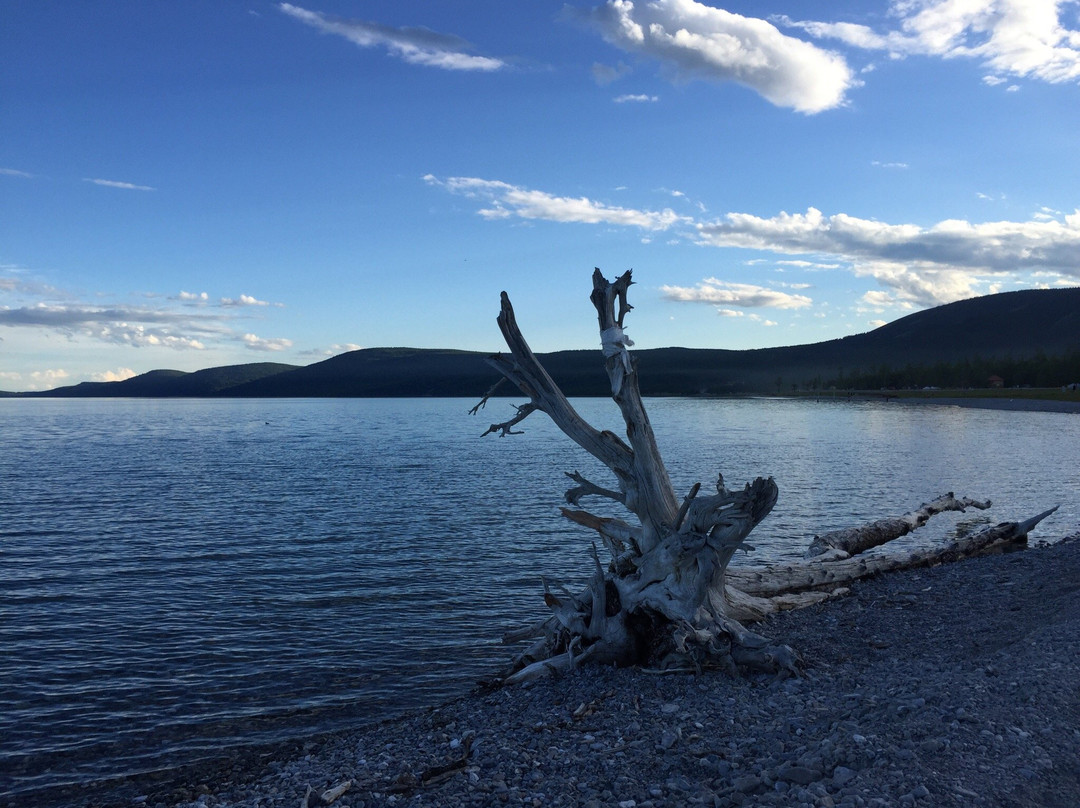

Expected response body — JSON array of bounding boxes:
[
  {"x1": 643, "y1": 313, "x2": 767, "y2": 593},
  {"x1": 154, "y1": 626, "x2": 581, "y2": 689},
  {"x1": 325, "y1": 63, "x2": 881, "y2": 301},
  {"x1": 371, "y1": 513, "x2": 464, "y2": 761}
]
[{"x1": 3, "y1": 0, "x2": 1079, "y2": 392}]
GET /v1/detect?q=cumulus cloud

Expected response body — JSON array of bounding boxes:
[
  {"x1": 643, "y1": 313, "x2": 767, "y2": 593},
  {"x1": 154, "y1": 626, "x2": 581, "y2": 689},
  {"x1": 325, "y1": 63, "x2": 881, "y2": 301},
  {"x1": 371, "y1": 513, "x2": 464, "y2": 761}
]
[
  {"x1": 581, "y1": 0, "x2": 856, "y2": 113},
  {"x1": 0, "y1": 303, "x2": 228, "y2": 349},
  {"x1": 177, "y1": 290, "x2": 209, "y2": 302},
  {"x1": 426, "y1": 174, "x2": 1080, "y2": 308},
  {"x1": 220, "y1": 294, "x2": 275, "y2": 307},
  {"x1": 242, "y1": 333, "x2": 294, "y2": 351},
  {"x1": 279, "y1": 3, "x2": 505, "y2": 71},
  {"x1": 84, "y1": 178, "x2": 155, "y2": 191},
  {"x1": 425, "y1": 174, "x2": 690, "y2": 230},
  {"x1": 30, "y1": 369, "x2": 70, "y2": 389},
  {"x1": 92, "y1": 367, "x2": 138, "y2": 383},
  {"x1": 694, "y1": 207, "x2": 1080, "y2": 277},
  {"x1": 661, "y1": 278, "x2": 813, "y2": 309},
  {"x1": 301, "y1": 342, "x2": 364, "y2": 357},
  {"x1": 782, "y1": 0, "x2": 1080, "y2": 84}
]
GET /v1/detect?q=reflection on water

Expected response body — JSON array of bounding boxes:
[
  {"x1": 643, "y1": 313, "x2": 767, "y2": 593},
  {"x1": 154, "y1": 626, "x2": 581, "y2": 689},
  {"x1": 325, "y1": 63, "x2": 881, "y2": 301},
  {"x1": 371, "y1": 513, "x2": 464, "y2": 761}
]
[{"x1": 1, "y1": 396, "x2": 1076, "y2": 797}]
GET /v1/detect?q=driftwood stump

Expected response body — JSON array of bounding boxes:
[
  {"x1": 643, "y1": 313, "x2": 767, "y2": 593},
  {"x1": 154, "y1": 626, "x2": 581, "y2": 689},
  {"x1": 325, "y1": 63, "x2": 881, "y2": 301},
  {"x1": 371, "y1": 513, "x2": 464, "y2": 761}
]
[{"x1": 474, "y1": 269, "x2": 1058, "y2": 683}]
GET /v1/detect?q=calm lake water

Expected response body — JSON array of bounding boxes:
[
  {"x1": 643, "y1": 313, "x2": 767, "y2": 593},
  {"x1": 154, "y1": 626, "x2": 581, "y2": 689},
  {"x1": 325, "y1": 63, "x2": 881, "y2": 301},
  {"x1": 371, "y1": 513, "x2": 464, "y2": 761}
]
[{"x1": 2, "y1": 396, "x2": 1077, "y2": 799}]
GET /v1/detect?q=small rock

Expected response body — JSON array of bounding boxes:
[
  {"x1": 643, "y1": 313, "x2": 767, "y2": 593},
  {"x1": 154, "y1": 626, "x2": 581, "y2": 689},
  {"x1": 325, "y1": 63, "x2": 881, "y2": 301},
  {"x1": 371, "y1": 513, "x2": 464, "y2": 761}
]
[
  {"x1": 778, "y1": 763, "x2": 821, "y2": 786},
  {"x1": 832, "y1": 767, "x2": 857, "y2": 786},
  {"x1": 733, "y1": 775, "x2": 762, "y2": 794}
]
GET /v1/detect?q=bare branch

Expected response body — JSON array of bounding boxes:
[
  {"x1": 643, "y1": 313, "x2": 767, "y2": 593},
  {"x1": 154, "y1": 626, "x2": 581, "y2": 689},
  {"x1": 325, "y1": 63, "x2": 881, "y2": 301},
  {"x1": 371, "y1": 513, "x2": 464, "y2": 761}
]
[
  {"x1": 468, "y1": 375, "x2": 506, "y2": 415},
  {"x1": 480, "y1": 402, "x2": 538, "y2": 437},
  {"x1": 491, "y1": 291, "x2": 634, "y2": 473},
  {"x1": 674, "y1": 482, "x2": 702, "y2": 532},
  {"x1": 589, "y1": 269, "x2": 679, "y2": 551},
  {"x1": 564, "y1": 470, "x2": 625, "y2": 506}
]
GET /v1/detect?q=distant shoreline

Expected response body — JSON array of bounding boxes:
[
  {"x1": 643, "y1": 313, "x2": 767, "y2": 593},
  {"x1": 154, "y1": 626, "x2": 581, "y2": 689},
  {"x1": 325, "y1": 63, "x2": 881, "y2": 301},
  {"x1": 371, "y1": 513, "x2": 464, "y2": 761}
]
[{"x1": 848, "y1": 394, "x2": 1080, "y2": 414}]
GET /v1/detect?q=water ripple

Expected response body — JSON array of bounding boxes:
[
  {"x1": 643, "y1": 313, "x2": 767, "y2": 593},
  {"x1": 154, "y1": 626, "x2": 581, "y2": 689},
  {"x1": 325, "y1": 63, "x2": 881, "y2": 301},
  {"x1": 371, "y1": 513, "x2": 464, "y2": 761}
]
[{"x1": 1, "y1": 397, "x2": 1076, "y2": 798}]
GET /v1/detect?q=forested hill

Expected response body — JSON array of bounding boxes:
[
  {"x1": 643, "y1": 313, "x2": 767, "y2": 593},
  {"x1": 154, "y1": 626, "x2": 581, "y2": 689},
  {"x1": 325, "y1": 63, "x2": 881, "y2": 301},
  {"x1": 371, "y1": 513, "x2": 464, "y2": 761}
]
[{"x1": 12, "y1": 286, "x2": 1080, "y2": 398}]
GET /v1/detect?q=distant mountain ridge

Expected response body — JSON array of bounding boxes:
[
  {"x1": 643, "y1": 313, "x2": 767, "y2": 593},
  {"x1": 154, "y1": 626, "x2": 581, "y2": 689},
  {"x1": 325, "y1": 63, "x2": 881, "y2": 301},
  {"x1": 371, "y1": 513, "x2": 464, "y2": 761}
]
[{"x1": 9, "y1": 287, "x2": 1080, "y2": 398}]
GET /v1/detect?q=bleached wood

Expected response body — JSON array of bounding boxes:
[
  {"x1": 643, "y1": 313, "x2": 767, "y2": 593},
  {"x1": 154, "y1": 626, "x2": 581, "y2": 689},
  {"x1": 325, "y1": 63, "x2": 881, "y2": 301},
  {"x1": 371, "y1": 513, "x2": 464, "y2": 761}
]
[
  {"x1": 729, "y1": 505, "x2": 1059, "y2": 599},
  {"x1": 475, "y1": 268, "x2": 1061, "y2": 683},
  {"x1": 807, "y1": 492, "x2": 993, "y2": 557}
]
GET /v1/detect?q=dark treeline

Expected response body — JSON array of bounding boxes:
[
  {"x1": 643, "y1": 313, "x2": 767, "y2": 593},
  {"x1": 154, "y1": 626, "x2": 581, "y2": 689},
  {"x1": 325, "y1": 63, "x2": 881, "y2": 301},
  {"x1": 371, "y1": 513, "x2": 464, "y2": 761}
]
[{"x1": 821, "y1": 349, "x2": 1080, "y2": 391}]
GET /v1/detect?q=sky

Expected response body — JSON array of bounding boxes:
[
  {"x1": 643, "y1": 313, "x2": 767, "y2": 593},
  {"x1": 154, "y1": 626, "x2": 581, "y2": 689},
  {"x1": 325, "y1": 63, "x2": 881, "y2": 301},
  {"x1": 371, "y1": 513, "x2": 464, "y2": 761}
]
[{"x1": 2, "y1": 1, "x2": 1080, "y2": 392}]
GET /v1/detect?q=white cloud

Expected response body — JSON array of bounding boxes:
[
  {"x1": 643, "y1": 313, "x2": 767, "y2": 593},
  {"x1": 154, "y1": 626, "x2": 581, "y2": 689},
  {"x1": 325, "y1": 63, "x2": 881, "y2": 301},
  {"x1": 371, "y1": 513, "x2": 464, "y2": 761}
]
[
  {"x1": 694, "y1": 207, "x2": 1080, "y2": 279},
  {"x1": 280, "y1": 3, "x2": 505, "y2": 71},
  {"x1": 242, "y1": 333, "x2": 293, "y2": 351},
  {"x1": 716, "y1": 308, "x2": 745, "y2": 317},
  {"x1": 871, "y1": 160, "x2": 909, "y2": 169},
  {"x1": 427, "y1": 174, "x2": 1080, "y2": 308},
  {"x1": 177, "y1": 290, "x2": 209, "y2": 302},
  {"x1": 1, "y1": 167, "x2": 34, "y2": 178},
  {"x1": 301, "y1": 342, "x2": 364, "y2": 357},
  {"x1": 868, "y1": 319, "x2": 888, "y2": 328},
  {"x1": 425, "y1": 174, "x2": 690, "y2": 231},
  {"x1": 661, "y1": 278, "x2": 813, "y2": 309},
  {"x1": 583, "y1": 0, "x2": 856, "y2": 113},
  {"x1": 220, "y1": 294, "x2": 275, "y2": 307},
  {"x1": 0, "y1": 303, "x2": 226, "y2": 349},
  {"x1": 84, "y1": 178, "x2": 155, "y2": 191},
  {"x1": 783, "y1": 0, "x2": 1080, "y2": 85},
  {"x1": 92, "y1": 367, "x2": 138, "y2": 383},
  {"x1": 860, "y1": 290, "x2": 896, "y2": 309},
  {"x1": 775, "y1": 259, "x2": 841, "y2": 269},
  {"x1": 29, "y1": 369, "x2": 70, "y2": 390},
  {"x1": 614, "y1": 93, "x2": 659, "y2": 102}
]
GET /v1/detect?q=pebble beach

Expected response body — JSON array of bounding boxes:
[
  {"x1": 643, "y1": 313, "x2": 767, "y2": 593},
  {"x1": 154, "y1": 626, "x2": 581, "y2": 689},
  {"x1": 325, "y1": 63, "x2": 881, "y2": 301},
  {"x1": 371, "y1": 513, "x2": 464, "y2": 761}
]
[{"x1": 48, "y1": 531, "x2": 1079, "y2": 808}]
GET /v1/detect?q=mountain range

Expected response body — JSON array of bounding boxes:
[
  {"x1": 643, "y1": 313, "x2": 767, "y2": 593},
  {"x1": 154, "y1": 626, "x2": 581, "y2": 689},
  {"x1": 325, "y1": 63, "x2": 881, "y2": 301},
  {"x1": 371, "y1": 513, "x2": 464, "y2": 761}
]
[{"x1": 8, "y1": 287, "x2": 1079, "y2": 398}]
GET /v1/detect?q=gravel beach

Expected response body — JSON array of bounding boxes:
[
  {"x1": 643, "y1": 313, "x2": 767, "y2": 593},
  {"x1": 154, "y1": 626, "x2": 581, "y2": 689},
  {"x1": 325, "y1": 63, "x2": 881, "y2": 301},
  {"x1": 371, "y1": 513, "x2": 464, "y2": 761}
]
[{"x1": 55, "y1": 533, "x2": 1079, "y2": 808}]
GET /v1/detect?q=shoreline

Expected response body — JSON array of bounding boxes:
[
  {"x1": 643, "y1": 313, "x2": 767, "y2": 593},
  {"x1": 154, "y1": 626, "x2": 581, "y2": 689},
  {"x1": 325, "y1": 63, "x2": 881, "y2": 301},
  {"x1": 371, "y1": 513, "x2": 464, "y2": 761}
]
[
  {"x1": 880, "y1": 396, "x2": 1080, "y2": 414},
  {"x1": 822, "y1": 394, "x2": 1080, "y2": 415},
  {"x1": 50, "y1": 535, "x2": 1080, "y2": 808}
]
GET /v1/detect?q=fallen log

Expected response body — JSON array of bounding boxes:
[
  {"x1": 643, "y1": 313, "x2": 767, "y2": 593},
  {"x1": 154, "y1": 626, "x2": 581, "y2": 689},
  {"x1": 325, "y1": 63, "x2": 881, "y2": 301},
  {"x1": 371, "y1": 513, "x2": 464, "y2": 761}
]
[
  {"x1": 807, "y1": 493, "x2": 992, "y2": 558},
  {"x1": 725, "y1": 505, "x2": 1059, "y2": 620}
]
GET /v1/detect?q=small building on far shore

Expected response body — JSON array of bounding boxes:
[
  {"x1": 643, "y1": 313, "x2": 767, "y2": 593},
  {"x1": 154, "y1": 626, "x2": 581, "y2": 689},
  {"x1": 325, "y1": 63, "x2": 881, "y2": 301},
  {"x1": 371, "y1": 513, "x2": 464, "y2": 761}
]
[{"x1": 988, "y1": 375, "x2": 1005, "y2": 388}]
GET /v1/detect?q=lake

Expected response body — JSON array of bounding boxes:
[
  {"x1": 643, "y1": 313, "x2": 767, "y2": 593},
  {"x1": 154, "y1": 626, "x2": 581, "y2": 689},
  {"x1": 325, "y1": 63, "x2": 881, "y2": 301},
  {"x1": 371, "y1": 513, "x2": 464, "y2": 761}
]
[{"x1": 1, "y1": 396, "x2": 1077, "y2": 800}]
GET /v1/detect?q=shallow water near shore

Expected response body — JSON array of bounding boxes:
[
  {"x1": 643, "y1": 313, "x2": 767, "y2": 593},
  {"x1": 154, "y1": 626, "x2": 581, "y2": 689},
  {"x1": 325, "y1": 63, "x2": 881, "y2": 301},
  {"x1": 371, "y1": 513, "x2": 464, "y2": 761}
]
[{"x1": 1, "y1": 396, "x2": 1077, "y2": 799}]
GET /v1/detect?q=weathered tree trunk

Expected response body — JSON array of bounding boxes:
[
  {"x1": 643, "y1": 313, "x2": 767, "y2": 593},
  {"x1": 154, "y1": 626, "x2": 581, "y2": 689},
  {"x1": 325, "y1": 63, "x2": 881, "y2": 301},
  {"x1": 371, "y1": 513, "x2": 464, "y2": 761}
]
[
  {"x1": 474, "y1": 269, "x2": 1058, "y2": 683},
  {"x1": 806, "y1": 493, "x2": 992, "y2": 558},
  {"x1": 726, "y1": 504, "x2": 1058, "y2": 620}
]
